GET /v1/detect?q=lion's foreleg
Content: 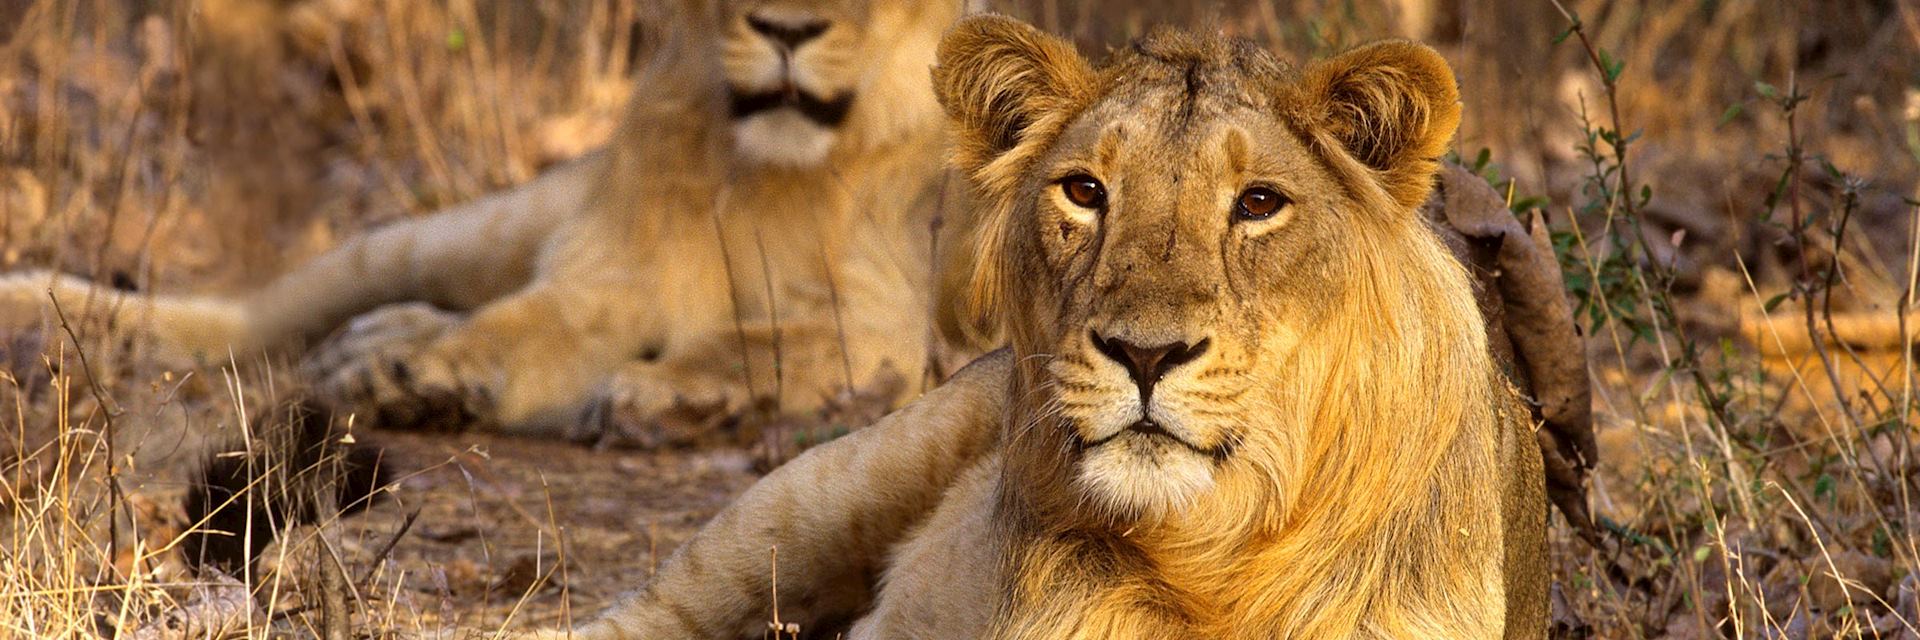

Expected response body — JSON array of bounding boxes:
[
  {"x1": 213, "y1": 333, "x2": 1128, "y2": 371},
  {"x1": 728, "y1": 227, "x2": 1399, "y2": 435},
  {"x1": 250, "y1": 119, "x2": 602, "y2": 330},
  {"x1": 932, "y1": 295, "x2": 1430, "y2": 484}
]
[
  {"x1": 581, "y1": 320, "x2": 899, "y2": 447},
  {"x1": 315, "y1": 280, "x2": 652, "y2": 433},
  {"x1": 577, "y1": 357, "x2": 756, "y2": 447},
  {"x1": 521, "y1": 352, "x2": 1012, "y2": 640}
]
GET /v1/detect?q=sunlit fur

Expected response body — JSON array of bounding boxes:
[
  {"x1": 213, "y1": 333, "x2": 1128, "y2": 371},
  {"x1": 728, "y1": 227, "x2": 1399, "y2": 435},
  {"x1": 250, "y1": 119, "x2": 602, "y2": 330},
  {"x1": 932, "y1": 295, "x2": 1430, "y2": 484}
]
[
  {"x1": 0, "y1": 0, "x2": 972, "y2": 442},
  {"x1": 518, "y1": 14, "x2": 1547, "y2": 640}
]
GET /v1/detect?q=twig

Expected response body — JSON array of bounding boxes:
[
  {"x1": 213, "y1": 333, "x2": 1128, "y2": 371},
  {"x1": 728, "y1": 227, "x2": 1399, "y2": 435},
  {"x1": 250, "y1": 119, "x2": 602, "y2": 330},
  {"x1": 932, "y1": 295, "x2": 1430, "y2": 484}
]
[
  {"x1": 922, "y1": 173, "x2": 954, "y2": 389},
  {"x1": 540, "y1": 471, "x2": 573, "y2": 634},
  {"x1": 1901, "y1": 198, "x2": 1920, "y2": 562},
  {"x1": 355, "y1": 508, "x2": 419, "y2": 587},
  {"x1": 752, "y1": 228, "x2": 786, "y2": 417},
  {"x1": 45, "y1": 290, "x2": 127, "y2": 570},
  {"x1": 315, "y1": 523, "x2": 351, "y2": 640},
  {"x1": 709, "y1": 183, "x2": 764, "y2": 417}
]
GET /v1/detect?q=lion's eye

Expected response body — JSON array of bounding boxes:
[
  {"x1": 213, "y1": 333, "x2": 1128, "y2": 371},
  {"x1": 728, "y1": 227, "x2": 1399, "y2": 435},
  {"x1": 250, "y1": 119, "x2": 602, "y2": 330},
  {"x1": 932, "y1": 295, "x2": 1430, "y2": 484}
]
[
  {"x1": 1060, "y1": 175, "x2": 1107, "y2": 210},
  {"x1": 1233, "y1": 186, "x2": 1288, "y2": 221}
]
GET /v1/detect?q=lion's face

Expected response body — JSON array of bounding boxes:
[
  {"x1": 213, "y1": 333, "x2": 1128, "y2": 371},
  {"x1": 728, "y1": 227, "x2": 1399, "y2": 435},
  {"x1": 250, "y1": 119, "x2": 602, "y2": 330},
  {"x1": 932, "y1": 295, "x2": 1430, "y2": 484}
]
[
  {"x1": 718, "y1": 0, "x2": 958, "y2": 167},
  {"x1": 1027, "y1": 87, "x2": 1336, "y2": 519},
  {"x1": 936, "y1": 19, "x2": 1463, "y2": 520}
]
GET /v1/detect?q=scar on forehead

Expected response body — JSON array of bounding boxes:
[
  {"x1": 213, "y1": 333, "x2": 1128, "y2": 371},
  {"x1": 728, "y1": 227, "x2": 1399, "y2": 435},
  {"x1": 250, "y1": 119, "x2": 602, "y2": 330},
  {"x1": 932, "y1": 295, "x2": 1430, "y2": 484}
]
[{"x1": 1220, "y1": 128, "x2": 1251, "y2": 176}]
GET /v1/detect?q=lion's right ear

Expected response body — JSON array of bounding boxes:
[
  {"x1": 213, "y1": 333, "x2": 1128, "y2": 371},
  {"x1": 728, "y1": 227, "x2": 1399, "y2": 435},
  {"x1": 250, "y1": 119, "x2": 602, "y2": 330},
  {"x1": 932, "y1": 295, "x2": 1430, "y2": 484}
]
[
  {"x1": 1290, "y1": 40, "x2": 1460, "y2": 210},
  {"x1": 932, "y1": 14, "x2": 1095, "y2": 185}
]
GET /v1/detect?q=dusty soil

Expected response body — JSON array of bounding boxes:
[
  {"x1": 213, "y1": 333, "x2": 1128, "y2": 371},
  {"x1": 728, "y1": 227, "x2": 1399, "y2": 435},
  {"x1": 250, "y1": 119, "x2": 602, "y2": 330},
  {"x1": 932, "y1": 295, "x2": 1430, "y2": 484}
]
[{"x1": 271, "y1": 430, "x2": 761, "y2": 634}]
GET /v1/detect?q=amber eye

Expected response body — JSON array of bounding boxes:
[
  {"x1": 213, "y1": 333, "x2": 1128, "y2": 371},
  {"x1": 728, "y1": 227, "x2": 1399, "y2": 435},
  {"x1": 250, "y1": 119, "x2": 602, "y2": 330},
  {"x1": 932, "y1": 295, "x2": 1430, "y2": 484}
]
[
  {"x1": 1060, "y1": 175, "x2": 1107, "y2": 209},
  {"x1": 1234, "y1": 186, "x2": 1288, "y2": 221}
]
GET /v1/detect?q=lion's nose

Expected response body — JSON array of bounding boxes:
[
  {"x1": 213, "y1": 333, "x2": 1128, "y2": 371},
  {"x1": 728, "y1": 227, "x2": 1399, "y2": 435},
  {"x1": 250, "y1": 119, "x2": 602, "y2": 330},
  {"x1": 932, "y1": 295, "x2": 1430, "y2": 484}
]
[
  {"x1": 1090, "y1": 330, "x2": 1209, "y2": 401},
  {"x1": 747, "y1": 12, "x2": 830, "y2": 50}
]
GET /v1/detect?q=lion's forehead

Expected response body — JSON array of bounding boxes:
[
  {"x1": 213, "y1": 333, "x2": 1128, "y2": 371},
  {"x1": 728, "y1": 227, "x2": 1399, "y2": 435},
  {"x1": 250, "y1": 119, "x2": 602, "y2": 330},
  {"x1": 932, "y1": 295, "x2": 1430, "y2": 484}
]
[
  {"x1": 1104, "y1": 32, "x2": 1283, "y2": 106},
  {"x1": 1060, "y1": 98, "x2": 1303, "y2": 193},
  {"x1": 1058, "y1": 55, "x2": 1294, "y2": 168}
]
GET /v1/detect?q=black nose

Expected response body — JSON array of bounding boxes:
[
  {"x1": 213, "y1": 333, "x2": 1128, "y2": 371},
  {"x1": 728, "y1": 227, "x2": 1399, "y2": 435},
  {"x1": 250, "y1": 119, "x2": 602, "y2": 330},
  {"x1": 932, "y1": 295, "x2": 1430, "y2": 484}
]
[
  {"x1": 747, "y1": 13, "x2": 830, "y2": 50},
  {"x1": 1090, "y1": 331, "x2": 1209, "y2": 401}
]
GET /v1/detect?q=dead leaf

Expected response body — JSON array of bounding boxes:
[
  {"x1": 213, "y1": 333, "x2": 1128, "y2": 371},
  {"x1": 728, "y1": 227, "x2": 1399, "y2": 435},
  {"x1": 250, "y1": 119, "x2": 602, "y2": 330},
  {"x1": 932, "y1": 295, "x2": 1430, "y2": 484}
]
[{"x1": 1424, "y1": 163, "x2": 1597, "y2": 539}]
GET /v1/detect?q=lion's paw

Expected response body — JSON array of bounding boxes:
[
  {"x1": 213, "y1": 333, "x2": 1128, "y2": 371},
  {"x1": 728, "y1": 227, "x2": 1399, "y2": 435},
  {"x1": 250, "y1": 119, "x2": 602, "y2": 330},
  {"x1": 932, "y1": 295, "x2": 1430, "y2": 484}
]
[
  {"x1": 575, "y1": 367, "x2": 742, "y2": 449},
  {"x1": 303, "y1": 303, "x2": 459, "y2": 375},
  {"x1": 308, "y1": 310, "x2": 496, "y2": 432}
]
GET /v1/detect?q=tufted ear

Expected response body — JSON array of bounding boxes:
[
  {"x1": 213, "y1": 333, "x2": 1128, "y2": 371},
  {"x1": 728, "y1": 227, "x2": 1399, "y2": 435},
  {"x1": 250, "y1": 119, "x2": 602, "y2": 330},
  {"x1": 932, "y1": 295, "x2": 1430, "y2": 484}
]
[
  {"x1": 1293, "y1": 41, "x2": 1461, "y2": 210},
  {"x1": 932, "y1": 14, "x2": 1096, "y2": 183}
]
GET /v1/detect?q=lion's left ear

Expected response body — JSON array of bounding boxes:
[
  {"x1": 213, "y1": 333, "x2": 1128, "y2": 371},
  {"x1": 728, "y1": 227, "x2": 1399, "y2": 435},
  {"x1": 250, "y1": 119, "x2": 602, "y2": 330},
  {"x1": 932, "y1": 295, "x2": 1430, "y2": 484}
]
[{"x1": 1292, "y1": 41, "x2": 1461, "y2": 209}]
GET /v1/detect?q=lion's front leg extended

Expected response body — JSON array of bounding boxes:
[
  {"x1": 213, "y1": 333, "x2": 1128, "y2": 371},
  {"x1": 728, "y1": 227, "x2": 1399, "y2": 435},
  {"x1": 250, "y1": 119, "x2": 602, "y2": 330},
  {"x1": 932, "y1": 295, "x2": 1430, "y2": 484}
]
[
  {"x1": 314, "y1": 283, "x2": 643, "y2": 434},
  {"x1": 521, "y1": 352, "x2": 1011, "y2": 640},
  {"x1": 306, "y1": 302, "x2": 472, "y2": 431}
]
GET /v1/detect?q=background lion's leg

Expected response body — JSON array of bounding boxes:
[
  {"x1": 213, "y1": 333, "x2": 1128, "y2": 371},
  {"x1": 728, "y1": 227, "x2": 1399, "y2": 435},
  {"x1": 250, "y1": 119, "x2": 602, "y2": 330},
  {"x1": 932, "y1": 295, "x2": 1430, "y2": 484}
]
[
  {"x1": 578, "y1": 358, "x2": 754, "y2": 448},
  {"x1": 315, "y1": 280, "x2": 654, "y2": 434},
  {"x1": 582, "y1": 320, "x2": 910, "y2": 449}
]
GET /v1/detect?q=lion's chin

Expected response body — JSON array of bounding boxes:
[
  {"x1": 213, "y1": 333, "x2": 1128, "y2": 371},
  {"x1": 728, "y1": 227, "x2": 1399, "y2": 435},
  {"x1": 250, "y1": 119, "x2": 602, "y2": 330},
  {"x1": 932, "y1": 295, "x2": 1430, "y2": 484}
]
[
  {"x1": 733, "y1": 111, "x2": 840, "y2": 167},
  {"x1": 1076, "y1": 432, "x2": 1218, "y2": 519}
]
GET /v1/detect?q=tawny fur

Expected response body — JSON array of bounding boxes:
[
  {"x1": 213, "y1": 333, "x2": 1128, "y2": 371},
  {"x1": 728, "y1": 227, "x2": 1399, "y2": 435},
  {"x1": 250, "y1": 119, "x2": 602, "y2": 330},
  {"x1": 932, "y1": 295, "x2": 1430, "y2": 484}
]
[
  {"x1": 0, "y1": 0, "x2": 973, "y2": 443},
  {"x1": 524, "y1": 15, "x2": 1547, "y2": 640}
]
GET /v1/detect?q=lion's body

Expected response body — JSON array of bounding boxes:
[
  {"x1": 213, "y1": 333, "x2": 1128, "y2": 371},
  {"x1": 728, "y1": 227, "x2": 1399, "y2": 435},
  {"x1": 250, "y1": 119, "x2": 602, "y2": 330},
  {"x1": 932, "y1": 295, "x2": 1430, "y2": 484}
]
[
  {"x1": 530, "y1": 16, "x2": 1548, "y2": 640},
  {"x1": 1, "y1": 0, "x2": 971, "y2": 441}
]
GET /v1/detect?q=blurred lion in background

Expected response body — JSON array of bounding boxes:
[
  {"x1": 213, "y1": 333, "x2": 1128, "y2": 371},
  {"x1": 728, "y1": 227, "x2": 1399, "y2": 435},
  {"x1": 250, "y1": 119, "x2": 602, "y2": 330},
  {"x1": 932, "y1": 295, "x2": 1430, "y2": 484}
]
[{"x1": 0, "y1": 0, "x2": 975, "y2": 448}]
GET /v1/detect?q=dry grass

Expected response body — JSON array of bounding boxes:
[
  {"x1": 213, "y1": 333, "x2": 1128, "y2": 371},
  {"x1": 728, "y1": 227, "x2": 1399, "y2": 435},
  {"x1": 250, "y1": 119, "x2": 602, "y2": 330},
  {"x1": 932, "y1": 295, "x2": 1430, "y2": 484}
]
[{"x1": 2, "y1": 0, "x2": 1918, "y2": 637}]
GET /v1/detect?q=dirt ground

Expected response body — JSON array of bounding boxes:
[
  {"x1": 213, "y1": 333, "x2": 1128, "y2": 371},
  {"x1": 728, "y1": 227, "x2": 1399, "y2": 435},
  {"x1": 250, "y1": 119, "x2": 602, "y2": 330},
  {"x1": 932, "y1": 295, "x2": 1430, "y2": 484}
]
[{"x1": 322, "y1": 431, "x2": 758, "y2": 634}]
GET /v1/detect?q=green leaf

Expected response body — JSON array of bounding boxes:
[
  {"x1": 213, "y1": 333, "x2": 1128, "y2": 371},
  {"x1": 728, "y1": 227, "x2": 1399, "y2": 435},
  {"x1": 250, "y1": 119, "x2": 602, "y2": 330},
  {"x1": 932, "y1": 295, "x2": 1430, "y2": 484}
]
[
  {"x1": 1718, "y1": 103, "x2": 1744, "y2": 127},
  {"x1": 1598, "y1": 49, "x2": 1626, "y2": 82},
  {"x1": 1553, "y1": 24, "x2": 1576, "y2": 45},
  {"x1": 1511, "y1": 195, "x2": 1550, "y2": 213},
  {"x1": 446, "y1": 27, "x2": 467, "y2": 51},
  {"x1": 1755, "y1": 81, "x2": 1779, "y2": 100},
  {"x1": 1764, "y1": 292, "x2": 1792, "y2": 312},
  {"x1": 1692, "y1": 546, "x2": 1711, "y2": 563},
  {"x1": 1819, "y1": 158, "x2": 1842, "y2": 180}
]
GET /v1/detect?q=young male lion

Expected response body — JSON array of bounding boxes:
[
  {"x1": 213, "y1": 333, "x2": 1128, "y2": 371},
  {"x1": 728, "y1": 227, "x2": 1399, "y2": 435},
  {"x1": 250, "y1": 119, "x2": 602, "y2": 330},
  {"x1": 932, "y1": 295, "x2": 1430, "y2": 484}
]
[
  {"x1": 0, "y1": 0, "x2": 970, "y2": 445},
  {"x1": 522, "y1": 14, "x2": 1548, "y2": 640}
]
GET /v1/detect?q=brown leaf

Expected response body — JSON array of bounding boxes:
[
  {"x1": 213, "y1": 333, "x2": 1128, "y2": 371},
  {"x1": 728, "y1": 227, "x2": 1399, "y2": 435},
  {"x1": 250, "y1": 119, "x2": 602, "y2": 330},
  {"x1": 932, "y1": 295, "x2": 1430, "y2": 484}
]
[
  {"x1": 1806, "y1": 549, "x2": 1893, "y2": 615},
  {"x1": 1424, "y1": 164, "x2": 1597, "y2": 539}
]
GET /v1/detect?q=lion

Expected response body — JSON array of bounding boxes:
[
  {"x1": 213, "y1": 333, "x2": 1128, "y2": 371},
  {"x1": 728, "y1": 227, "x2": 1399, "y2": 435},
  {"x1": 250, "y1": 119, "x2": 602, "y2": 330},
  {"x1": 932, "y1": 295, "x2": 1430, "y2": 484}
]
[
  {"x1": 0, "y1": 0, "x2": 972, "y2": 445},
  {"x1": 521, "y1": 15, "x2": 1549, "y2": 640}
]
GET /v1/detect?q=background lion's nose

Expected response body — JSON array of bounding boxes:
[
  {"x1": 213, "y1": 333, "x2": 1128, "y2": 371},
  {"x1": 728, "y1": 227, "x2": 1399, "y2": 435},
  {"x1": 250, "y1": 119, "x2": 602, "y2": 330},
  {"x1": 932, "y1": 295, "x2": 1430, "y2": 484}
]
[
  {"x1": 747, "y1": 12, "x2": 831, "y2": 50},
  {"x1": 1090, "y1": 330, "x2": 1209, "y2": 399}
]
